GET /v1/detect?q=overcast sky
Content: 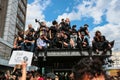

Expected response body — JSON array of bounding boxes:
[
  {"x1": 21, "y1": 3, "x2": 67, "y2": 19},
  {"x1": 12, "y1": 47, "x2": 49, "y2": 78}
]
[{"x1": 26, "y1": 0, "x2": 120, "y2": 52}]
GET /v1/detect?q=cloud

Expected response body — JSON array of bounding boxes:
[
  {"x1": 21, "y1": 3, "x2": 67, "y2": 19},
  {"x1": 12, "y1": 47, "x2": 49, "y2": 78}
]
[
  {"x1": 46, "y1": 21, "x2": 52, "y2": 27},
  {"x1": 106, "y1": 0, "x2": 120, "y2": 25},
  {"x1": 56, "y1": 11, "x2": 81, "y2": 22},
  {"x1": 56, "y1": 0, "x2": 119, "y2": 25},
  {"x1": 65, "y1": 7, "x2": 70, "y2": 12},
  {"x1": 56, "y1": 0, "x2": 109, "y2": 24},
  {"x1": 25, "y1": 0, "x2": 51, "y2": 30}
]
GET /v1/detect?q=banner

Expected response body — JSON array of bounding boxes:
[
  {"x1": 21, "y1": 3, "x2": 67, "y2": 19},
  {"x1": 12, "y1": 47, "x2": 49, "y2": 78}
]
[{"x1": 9, "y1": 51, "x2": 33, "y2": 66}]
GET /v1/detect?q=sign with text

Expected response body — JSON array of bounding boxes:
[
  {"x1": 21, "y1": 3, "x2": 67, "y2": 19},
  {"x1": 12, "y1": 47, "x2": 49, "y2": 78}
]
[{"x1": 9, "y1": 51, "x2": 33, "y2": 66}]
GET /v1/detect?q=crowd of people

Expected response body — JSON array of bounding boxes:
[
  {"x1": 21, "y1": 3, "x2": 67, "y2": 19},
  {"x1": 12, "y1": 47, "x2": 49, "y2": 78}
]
[
  {"x1": 72, "y1": 57, "x2": 120, "y2": 80},
  {"x1": 12, "y1": 18, "x2": 114, "y2": 57},
  {"x1": 6, "y1": 18, "x2": 115, "y2": 80},
  {"x1": 1, "y1": 58, "x2": 120, "y2": 80}
]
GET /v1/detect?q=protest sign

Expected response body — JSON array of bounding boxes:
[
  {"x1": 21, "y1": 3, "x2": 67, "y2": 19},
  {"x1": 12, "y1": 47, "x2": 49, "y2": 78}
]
[{"x1": 9, "y1": 51, "x2": 33, "y2": 66}]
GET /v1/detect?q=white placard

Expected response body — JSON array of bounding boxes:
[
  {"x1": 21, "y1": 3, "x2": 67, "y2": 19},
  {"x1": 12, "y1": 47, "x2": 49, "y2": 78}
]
[{"x1": 9, "y1": 51, "x2": 33, "y2": 66}]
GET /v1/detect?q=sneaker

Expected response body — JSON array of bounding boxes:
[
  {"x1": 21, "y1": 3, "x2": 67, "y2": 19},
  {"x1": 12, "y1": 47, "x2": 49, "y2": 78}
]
[
  {"x1": 34, "y1": 56, "x2": 38, "y2": 61},
  {"x1": 110, "y1": 40, "x2": 115, "y2": 48},
  {"x1": 43, "y1": 56, "x2": 46, "y2": 61},
  {"x1": 101, "y1": 50, "x2": 107, "y2": 55},
  {"x1": 95, "y1": 49, "x2": 99, "y2": 54},
  {"x1": 34, "y1": 58, "x2": 38, "y2": 61}
]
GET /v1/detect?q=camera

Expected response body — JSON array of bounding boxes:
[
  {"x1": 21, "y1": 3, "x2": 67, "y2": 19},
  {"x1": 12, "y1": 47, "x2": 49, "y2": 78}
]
[{"x1": 35, "y1": 19, "x2": 42, "y2": 27}]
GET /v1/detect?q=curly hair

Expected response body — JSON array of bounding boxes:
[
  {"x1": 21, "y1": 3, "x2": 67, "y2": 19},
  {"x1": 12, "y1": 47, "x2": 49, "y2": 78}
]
[
  {"x1": 72, "y1": 57, "x2": 105, "y2": 80},
  {"x1": 95, "y1": 30, "x2": 101, "y2": 36}
]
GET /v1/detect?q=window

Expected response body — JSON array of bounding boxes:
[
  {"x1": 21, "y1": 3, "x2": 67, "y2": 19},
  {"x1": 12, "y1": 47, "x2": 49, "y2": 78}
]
[
  {"x1": 17, "y1": 7, "x2": 25, "y2": 21},
  {"x1": 0, "y1": 0, "x2": 1, "y2": 10},
  {"x1": 23, "y1": 0, "x2": 27, "y2": 5},
  {"x1": 16, "y1": 18, "x2": 24, "y2": 29},
  {"x1": 19, "y1": 0, "x2": 26, "y2": 12}
]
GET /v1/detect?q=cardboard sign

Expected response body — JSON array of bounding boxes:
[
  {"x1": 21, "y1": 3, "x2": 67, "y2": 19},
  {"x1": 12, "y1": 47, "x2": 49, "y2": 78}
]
[{"x1": 9, "y1": 51, "x2": 33, "y2": 66}]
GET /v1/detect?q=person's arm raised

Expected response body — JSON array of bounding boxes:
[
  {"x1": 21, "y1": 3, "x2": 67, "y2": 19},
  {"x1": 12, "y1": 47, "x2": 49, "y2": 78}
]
[{"x1": 21, "y1": 61, "x2": 27, "y2": 80}]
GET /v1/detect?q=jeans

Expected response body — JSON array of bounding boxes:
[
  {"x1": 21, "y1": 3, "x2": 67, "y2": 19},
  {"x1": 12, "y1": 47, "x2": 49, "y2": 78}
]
[{"x1": 21, "y1": 42, "x2": 34, "y2": 52}]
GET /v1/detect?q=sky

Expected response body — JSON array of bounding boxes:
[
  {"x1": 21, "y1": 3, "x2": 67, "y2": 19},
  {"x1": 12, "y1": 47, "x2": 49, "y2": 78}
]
[{"x1": 26, "y1": 0, "x2": 120, "y2": 52}]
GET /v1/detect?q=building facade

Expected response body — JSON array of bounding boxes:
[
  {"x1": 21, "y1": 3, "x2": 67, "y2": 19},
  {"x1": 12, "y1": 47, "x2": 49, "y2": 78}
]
[
  {"x1": 106, "y1": 51, "x2": 120, "y2": 76},
  {"x1": 0, "y1": 0, "x2": 27, "y2": 68}
]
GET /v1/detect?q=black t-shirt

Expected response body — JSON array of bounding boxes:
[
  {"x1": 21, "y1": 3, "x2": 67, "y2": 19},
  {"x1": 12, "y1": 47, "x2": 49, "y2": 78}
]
[
  {"x1": 17, "y1": 38, "x2": 24, "y2": 46},
  {"x1": 61, "y1": 23, "x2": 71, "y2": 32},
  {"x1": 63, "y1": 37, "x2": 70, "y2": 44},
  {"x1": 50, "y1": 26, "x2": 57, "y2": 33},
  {"x1": 29, "y1": 28, "x2": 35, "y2": 32},
  {"x1": 79, "y1": 27, "x2": 88, "y2": 35},
  {"x1": 49, "y1": 26, "x2": 57, "y2": 38},
  {"x1": 71, "y1": 28, "x2": 77, "y2": 34},
  {"x1": 60, "y1": 21, "x2": 65, "y2": 27},
  {"x1": 52, "y1": 36, "x2": 62, "y2": 48},
  {"x1": 25, "y1": 35, "x2": 34, "y2": 41},
  {"x1": 25, "y1": 35, "x2": 34, "y2": 46},
  {"x1": 94, "y1": 36, "x2": 106, "y2": 42}
]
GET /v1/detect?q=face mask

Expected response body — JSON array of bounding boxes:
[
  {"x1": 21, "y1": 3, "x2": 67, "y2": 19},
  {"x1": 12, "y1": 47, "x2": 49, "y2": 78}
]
[{"x1": 19, "y1": 34, "x2": 24, "y2": 38}]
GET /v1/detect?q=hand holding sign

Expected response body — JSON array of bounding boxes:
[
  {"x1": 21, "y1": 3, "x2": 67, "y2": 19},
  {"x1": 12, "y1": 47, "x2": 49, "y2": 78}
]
[{"x1": 9, "y1": 51, "x2": 33, "y2": 66}]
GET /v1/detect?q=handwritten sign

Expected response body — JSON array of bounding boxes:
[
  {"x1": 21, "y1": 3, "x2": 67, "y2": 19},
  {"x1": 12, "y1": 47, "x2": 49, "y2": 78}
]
[{"x1": 9, "y1": 51, "x2": 33, "y2": 66}]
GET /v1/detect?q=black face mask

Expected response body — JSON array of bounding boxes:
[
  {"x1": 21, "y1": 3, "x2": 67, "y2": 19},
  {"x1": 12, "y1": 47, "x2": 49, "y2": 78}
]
[
  {"x1": 27, "y1": 33, "x2": 33, "y2": 37},
  {"x1": 29, "y1": 27, "x2": 32, "y2": 29},
  {"x1": 19, "y1": 34, "x2": 24, "y2": 38}
]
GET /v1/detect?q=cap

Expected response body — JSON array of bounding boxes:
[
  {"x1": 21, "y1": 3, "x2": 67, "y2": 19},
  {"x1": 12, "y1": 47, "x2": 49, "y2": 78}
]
[
  {"x1": 72, "y1": 25, "x2": 76, "y2": 28},
  {"x1": 84, "y1": 24, "x2": 89, "y2": 27}
]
